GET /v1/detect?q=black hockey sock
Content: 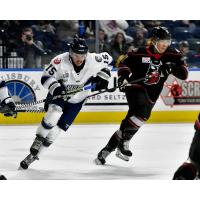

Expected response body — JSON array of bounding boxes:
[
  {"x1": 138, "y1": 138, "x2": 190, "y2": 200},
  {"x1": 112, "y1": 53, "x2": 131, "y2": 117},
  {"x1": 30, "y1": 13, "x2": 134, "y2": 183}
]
[{"x1": 105, "y1": 131, "x2": 121, "y2": 151}]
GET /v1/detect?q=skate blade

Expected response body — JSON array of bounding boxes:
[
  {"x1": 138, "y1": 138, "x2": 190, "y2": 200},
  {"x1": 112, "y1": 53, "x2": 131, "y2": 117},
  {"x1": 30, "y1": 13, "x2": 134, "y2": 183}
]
[
  {"x1": 115, "y1": 151, "x2": 130, "y2": 161},
  {"x1": 94, "y1": 158, "x2": 104, "y2": 165}
]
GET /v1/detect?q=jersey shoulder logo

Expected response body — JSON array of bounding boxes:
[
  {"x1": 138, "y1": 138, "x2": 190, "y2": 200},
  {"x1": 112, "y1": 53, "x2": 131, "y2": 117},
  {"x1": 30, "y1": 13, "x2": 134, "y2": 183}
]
[
  {"x1": 95, "y1": 55, "x2": 103, "y2": 62},
  {"x1": 53, "y1": 58, "x2": 61, "y2": 65}
]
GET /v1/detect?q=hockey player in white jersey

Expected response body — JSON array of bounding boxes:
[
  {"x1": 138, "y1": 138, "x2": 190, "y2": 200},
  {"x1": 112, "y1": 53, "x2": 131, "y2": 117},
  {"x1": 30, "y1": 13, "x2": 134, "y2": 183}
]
[
  {"x1": 0, "y1": 78, "x2": 16, "y2": 117},
  {"x1": 20, "y1": 37, "x2": 113, "y2": 169},
  {"x1": 0, "y1": 78, "x2": 17, "y2": 180}
]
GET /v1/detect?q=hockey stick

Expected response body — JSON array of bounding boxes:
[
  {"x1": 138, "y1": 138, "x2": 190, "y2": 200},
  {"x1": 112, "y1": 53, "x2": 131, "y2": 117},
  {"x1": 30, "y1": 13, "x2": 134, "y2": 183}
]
[
  {"x1": 0, "y1": 77, "x2": 145, "y2": 113},
  {"x1": 0, "y1": 84, "x2": 95, "y2": 114},
  {"x1": 15, "y1": 84, "x2": 95, "y2": 109},
  {"x1": 87, "y1": 77, "x2": 146, "y2": 98}
]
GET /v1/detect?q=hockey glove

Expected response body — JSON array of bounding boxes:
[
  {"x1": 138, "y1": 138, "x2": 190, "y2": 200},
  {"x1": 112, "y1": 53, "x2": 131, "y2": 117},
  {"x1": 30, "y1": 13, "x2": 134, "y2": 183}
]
[
  {"x1": 53, "y1": 85, "x2": 66, "y2": 98},
  {"x1": 0, "y1": 98, "x2": 17, "y2": 118},
  {"x1": 50, "y1": 85, "x2": 67, "y2": 107},
  {"x1": 91, "y1": 76, "x2": 109, "y2": 91},
  {"x1": 118, "y1": 76, "x2": 129, "y2": 92},
  {"x1": 161, "y1": 62, "x2": 175, "y2": 77},
  {"x1": 92, "y1": 68, "x2": 111, "y2": 92}
]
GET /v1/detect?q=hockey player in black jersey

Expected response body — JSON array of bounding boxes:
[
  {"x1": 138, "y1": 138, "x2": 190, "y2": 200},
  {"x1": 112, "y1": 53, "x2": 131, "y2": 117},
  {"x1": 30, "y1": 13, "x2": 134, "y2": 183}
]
[
  {"x1": 95, "y1": 26, "x2": 188, "y2": 165},
  {"x1": 173, "y1": 113, "x2": 200, "y2": 180}
]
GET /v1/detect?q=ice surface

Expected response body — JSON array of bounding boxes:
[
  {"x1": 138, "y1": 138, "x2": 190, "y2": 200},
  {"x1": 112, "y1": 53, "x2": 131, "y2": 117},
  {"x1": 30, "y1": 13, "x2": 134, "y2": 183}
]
[{"x1": 0, "y1": 123, "x2": 194, "y2": 180}]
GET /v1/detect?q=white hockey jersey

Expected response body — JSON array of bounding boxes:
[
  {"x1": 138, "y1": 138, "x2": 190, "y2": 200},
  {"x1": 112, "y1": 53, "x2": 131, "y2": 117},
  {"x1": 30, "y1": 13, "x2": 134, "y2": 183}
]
[
  {"x1": 41, "y1": 52, "x2": 113, "y2": 103},
  {"x1": 0, "y1": 78, "x2": 10, "y2": 103}
]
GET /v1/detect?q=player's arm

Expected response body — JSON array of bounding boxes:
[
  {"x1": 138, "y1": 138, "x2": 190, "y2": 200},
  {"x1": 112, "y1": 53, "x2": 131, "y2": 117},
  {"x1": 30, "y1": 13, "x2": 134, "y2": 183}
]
[
  {"x1": 41, "y1": 58, "x2": 66, "y2": 97},
  {"x1": 168, "y1": 50, "x2": 188, "y2": 80},
  {"x1": 117, "y1": 52, "x2": 134, "y2": 92},
  {"x1": 0, "y1": 79, "x2": 17, "y2": 117},
  {"x1": 91, "y1": 52, "x2": 113, "y2": 91}
]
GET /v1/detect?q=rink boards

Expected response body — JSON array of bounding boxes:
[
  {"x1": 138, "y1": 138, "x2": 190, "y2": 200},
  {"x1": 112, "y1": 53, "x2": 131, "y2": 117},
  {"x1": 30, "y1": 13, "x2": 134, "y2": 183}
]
[{"x1": 0, "y1": 68, "x2": 199, "y2": 124}]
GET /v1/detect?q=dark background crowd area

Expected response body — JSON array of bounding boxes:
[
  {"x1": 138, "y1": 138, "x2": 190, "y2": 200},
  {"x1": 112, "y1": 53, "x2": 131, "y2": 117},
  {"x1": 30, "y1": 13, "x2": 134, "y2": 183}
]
[{"x1": 1, "y1": 20, "x2": 200, "y2": 69}]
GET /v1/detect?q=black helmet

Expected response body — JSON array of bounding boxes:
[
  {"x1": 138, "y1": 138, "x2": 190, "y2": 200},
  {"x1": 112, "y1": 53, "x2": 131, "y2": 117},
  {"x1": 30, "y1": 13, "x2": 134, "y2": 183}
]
[
  {"x1": 70, "y1": 37, "x2": 88, "y2": 54},
  {"x1": 151, "y1": 26, "x2": 171, "y2": 40}
]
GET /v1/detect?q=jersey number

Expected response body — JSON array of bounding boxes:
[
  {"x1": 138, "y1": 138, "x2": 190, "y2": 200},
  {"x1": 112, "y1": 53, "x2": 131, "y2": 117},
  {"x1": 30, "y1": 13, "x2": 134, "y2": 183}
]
[
  {"x1": 46, "y1": 64, "x2": 57, "y2": 75},
  {"x1": 102, "y1": 54, "x2": 109, "y2": 64}
]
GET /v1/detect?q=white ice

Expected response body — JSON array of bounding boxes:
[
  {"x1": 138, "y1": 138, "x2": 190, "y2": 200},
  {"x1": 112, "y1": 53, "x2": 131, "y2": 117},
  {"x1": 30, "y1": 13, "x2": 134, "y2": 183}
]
[{"x1": 0, "y1": 123, "x2": 194, "y2": 180}]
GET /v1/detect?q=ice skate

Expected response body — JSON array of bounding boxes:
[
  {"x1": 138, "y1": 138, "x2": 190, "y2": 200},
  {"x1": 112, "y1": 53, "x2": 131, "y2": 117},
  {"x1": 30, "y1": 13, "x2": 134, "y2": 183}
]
[
  {"x1": 94, "y1": 147, "x2": 112, "y2": 165},
  {"x1": 19, "y1": 154, "x2": 39, "y2": 170},
  {"x1": 30, "y1": 136, "x2": 44, "y2": 156},
  {"x1": 116, "y1": 140, "x2": 132, "y2": 161}
]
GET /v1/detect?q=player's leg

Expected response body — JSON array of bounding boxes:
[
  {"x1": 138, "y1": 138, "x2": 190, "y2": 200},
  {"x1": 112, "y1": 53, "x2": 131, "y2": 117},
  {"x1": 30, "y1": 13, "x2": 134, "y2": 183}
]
[
  {"x1": 116, "y1": 87, "x2": 154, "y2": 161},
  {"x1": 95, "y1": 87, "x2": 153, "y2": 164},
  {"x1": 20, "y1": 125, "x2": 63, "y2": 170},
  {"x1": 36, "y1": 126, "x2": 62, "y2": 157},
  {"x1": 35, "y1": 101, "x2": 84, "y2": 159},
  {"x1": 20, "y1": 102, "x2": 63, "y2": 169},
  {"x1": 30, "y1": 101, "x2": 84, "y2": 160},
  {"x1": 30, "y1": 104, "x2": 63, "y2": 156},
  {"x1": 115, "y1": 116, "x2": 146, "y2": 161},
  {"x1": 118, "y1": 94, "x2": 153, "y2": 161},
  {"x1": 95, "y1": 118, "x2": 141, "y2": 165},
  {"x1": 95, "y1": 133, "x2": 119, "y2": 165},
  {"x1": 173, "y1": 113, "x2": 200, "y2": 180},
  {"x1": 95, "y1": 116, "x2": 145, "y2": 165}
]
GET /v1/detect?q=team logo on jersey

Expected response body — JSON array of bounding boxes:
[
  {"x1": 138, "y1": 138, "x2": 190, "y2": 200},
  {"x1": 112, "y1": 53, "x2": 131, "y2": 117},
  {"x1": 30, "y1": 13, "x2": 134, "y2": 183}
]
[
  {"x1": 144, "y1": 60, "x2": 162, "y2": 85},
  {"x1": 63, "y1": 72, "x2": 69, "y2": 78},
  {"x1": 53, "y1": 58, "x2": 61, "y2": 65},
  {"x1": 142, "y1": 57, "x2": 151, "y2": 63},
  {"x1": 62, "y1": 72, "x2": 69, "y2": 82},
  {"x1": 95, "y1": 55, "x2": 102, "y2": 62}
]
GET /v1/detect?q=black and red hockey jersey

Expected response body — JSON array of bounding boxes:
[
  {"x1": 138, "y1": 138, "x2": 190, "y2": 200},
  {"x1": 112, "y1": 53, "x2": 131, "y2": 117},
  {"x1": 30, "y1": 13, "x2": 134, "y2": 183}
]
[{"x1": 118, "y1": 45, "x2": 188, "y2": 102}]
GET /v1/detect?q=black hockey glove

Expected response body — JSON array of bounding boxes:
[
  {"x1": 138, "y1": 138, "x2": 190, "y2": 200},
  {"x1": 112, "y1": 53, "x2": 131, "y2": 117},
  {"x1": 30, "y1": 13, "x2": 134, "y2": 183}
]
[
  {"x1": 91, "y1": 68, "x2": 111, "y2": 92},
  {"x1": 53, "y1": 85, "x2": 66, "y2": 98},
  {"x1": 91, "y1": 76, "x2": 109, "y2": 92},
  {"x1": 51, "y1": 85, "x2": 67, "y2": 107},
  {"x1": 118, "y1": 76, "x2": 129, "y2": 92},
  {"x1": 161, "y1": 62, "x2": 175, "y2": 77},
  {"x1": 0, "y1": 98, "x2": 17, "y2": 118}
]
